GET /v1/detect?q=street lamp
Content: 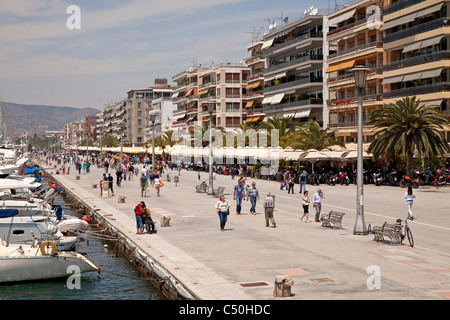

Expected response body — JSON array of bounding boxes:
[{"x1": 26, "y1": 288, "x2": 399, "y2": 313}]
[
  {"x1": 149, "y1": 114, "x2": 157, "y2": 168},
  {"x1": 207, "y1": 104, "x2": 215, "y2": 195},
  {"x1": 348, "y1": 65, "x2": 370, "y2": 235}
]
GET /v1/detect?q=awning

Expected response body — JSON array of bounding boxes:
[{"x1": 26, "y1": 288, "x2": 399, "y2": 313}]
[
  {"x1": 326, "y1": 59, "x2": 356, "y2": 73},
  {"x1": 328, "y1": 8, "x2": 356, "y2": 26},
  {"x1": 415, "y1": 3, "x2": 443, "y2": 20},
  {"x1": 381, "y1": 11, "x2": 418, "y2": 30},
  {"x1": 424, "y1": 99, "x2": 443, "y2": 107},
  {"x1": 261, "y1": 38, "x2": 274, "y2": 50},
  {"x1": 294, "y1": 109, "x2": 311, "y2": 118},
  {"x1": 245, "y1": 100, "x2": 254, "y2": 108},
  {"x1": 246, "y1": 116, "x2": 261, "y2": 123},
  {"x1": 283, "y1": 112, "x2": 296, "y2": 118},
  {"x1": 382, "y1": 75, "x2": 404, "y2": 85},
  {"x1": 262, "y1": 96, "x2": 274, "y2": 105},
  {"x1": 274, "y1": 72, "x2": 286, "y2": 79},
  {"x1": 199, "y1": 89, "x2": 209, "y2": 95},
  {"x1": 172, "y1": 92, "x2": 179, "y2": 99},
  {"x1": 246, "y1": 80, "x2": 262, "y2": 90},
  {"x1": 420, "y1": 68, "x2": 443, "y2": 79},
  {"x1": 403, "y1": 35, "x2": 443, "y2": 53},
  {"x1": 271, "y1": 93, "x2": 285, "y2": 105},
  {"x1": 172, "y1": 112, "x2": 187, "y2": 121},
  {"x1": 403, "y1": 71, "x2": 423, "y2": 82},
  {"x1": 402, "y1": 41, "x2": 422, "y2": 53},
  {"x1": 185, "y1": 88, "x2": 194, "y2": 96}
]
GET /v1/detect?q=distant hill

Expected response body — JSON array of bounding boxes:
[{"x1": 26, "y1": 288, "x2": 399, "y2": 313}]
[{"x1": 1, "y1": 102, "x2": 101, "y2": 136}]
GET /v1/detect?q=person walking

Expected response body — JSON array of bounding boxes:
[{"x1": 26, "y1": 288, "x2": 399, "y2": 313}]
[
  {"x1": 280, "y1": 170, "x2": 288, "y2": 191},
  {"x1": 215, "y1": 194, "x2": 230, "y2": 232},
  {"x1": 152, "y1": 174, "x2": 162, "y2": 197},
  {"x1": 312, "y1": 188, "x2": 325, "y2": 222},
  {"x1": 287, "y1": 173, "x2": 295, "y2": 194},
  {"x1": 134, "y1": 201, "x2": 145, "y2": 234},
  {"x1": 107, "y1": 173, "x2": 114, "y2": 196},
  {"x1": 140, "y1": 173, "x2": 148, "y2": 197},
  {"x1": 299, "y1": 171, "x2": 307, "y2": 194},
  {"x1": 300, "y1": 191, "x2": 311, "y2": 223},
  {"x1": 263, "y1": 192, "x2": 276, "y2": 228},
  {"x1": 233, "y1": 179, "x2": 246, "y2": 215},
  {"x1": 404, "y1": 186, "x2": 416, "y2": 220},
  {"x1": 246, "y1": 182, "x2": 260, "y2": 215}
]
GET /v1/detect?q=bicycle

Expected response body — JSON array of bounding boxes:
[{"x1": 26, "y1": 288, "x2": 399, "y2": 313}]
[{"x1": 396, "y1": 218, "x2": 414, "y2": 247}]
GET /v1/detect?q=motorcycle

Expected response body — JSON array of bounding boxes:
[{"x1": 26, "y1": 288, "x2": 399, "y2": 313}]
[
  {"x1": 338, "y1": 172, "x2": 350, "y2": 185},
  {"x1": 383, "y1": 169, "x2": 398, "y2": 186},
  {"x1": 432, "y1": 170, "x2": 450, "y2": 186},
  {"x1": 373, "y1": 171, "x2": 382, "y2": 186},
  {"x1": 399, "y1": 175, "x2": 419, "y2": 188},
  {"x1": 327, "y1": 172, "x2": 338, "y2": 185},
  {"x1": 307, "y1": 172, "x2": 320, "y2": 185}
]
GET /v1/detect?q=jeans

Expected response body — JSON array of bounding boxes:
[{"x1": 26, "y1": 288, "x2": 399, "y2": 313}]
[
  {"x1": 218, "y1": 211, "x2": 228, "y2": 230},
  {"x1": 249, "y1": 197, "x2": 257, "y2": 213},
  {"x1": 236, "y1": 196, "x2": 243, "y2": 214},
  {"x1": 299, "y1": 181, "x2": 306, "y2": 194}
]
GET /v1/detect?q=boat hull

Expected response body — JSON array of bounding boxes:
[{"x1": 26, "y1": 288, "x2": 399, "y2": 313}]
[{"x1": 0, "y1": 252, "x2": 98, "y2": 283}]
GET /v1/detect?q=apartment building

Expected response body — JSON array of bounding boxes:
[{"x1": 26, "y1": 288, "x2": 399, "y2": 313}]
[
  {"x1": 145, "y1": 97, "x2": 176, "y2": 140},
  {"x1": 101, "y1": 100, "x2": 126, "y2": 142},
  {"x1": 244, "y1": 39, "x2": 265, "y2": 125},
  {"x1": 325, "y1": 0, "x2": 384, "y2": 144},
  {"x1": 172, "y1": 63, "x2": 250, "y2": 130},
  {"x1": 261, "y1": 13, "x2": 325, "y2": 124},
  {"x1": 382, "y1": 0, "x2": 450, "y2": 142},
  {"x1": 125, "y1": 79, "x2": 174, "y2": 146}
]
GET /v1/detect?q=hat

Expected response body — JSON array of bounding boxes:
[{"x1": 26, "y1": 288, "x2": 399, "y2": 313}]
[{"x1": 51, "y1": 184, "x2": 57, "y2": 188}]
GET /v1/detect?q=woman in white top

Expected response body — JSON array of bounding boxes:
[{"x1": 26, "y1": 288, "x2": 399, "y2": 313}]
[
  {"x1": 404, "y1": 186, "x2": 416, "y2": 220},
  {"x1": 152, "y1": 174, "x2": 161, "y2": 197},
  {"x1": 215, "y1": 194, "x2": 230, "y2": 232},
  {"x1": 300, "y1": 191, "x2": 311, "y2": 223}
]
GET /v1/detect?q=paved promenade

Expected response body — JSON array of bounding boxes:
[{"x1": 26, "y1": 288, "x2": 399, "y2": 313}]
[{"x1": 42, "y1": 161, "x2": 450, "y2": 300}]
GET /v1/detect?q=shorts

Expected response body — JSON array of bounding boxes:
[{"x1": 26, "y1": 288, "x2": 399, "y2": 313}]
[
  {"x1": 136, "y1": 214, "x2": 143, "y2": 228},
  {"x1": 141, "y1": 185, "x2": 147, "y2": 190}
]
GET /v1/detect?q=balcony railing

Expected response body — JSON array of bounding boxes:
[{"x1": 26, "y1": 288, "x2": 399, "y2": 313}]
[
  {"x1": 263, "y1": 98, "x2": 323, "y2": 113},
  {"x1": 264, "y1": 76, "x2": 323, "y2": 93},
  {"x1": 329, "y1": 120, "x2": 369, "y2": 128},
  {"x1": 264, "y1": 33, "x2": 323, "y2": 56},
  {"x1": 265, "y1": 55, "x2": 323, "y2": 74},
  {"x1": 327, "y1": 17, "x2": 368, "y2": 37},
  {"x1": 328, "y1": 41, "x2": 383, "y2": 60},
  {"x1": 385, "y1": 17, "x2": 449, "y2": 43},
  {"x1": 327, "y1": 94, "x2": 383, "y2": 107},
  {"x1": 383, "y1": 0, "x2": 426, "y2": 15},
  {"x1": 327, "y1": 68, "x2": 382, "y2": 83},
  {"x1": 384, "y1": 51, "x2": 450, "y2": 71},
  {"x1": 384, "y1": 82, "x2": 450, "y2": 99}
]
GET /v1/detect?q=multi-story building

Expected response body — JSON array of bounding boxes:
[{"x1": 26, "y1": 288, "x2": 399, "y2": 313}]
[
  {"x1": 261, "y1": 13, "x2": 325, "y2": 124},
  {"x1": 382, "y1": 0, "x2": 450, "y2": 142},
  {"x1": 101, "y1": 100, "x2": 126, "y2": 142},
  {"x1": 172, "y1": 63, "x2": 250, "y2": 130},
  {"x1": 125, "y1": 79, "x2": 174, "y2": 146},
  {"x1": 145, "y1": 97, "x2": 176, "y2": 139},
  {"x1": 244, "y1": 39, "x2": 265, "y2": 125},
  {"x1": 325, "y1": 0, "x2": 384, "y2": 144}
]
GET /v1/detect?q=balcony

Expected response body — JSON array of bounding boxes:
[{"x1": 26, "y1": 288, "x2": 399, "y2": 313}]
[
  {"x1": 385, "y1": 17, "x2": 449, "y2": 43},
  {"x1": 263, "y1": 98, "x2": 323, "y2": 114},
  {"x1": 384, "y1": 51, "x2": 450, "y2": 71},
  {"x1": 265, "y1": 55, "x2": 323, "y2": 74},
  {"x1": 328, "y1": 41, "x2": 383, "y2": 62},
  {"x1": 327, "y1": 94, "x2": 383, "y2": 110},
  {"x1": 264, "y1": 76, "x2": 323, "y2": 94},
  {"x1": 327, "y1": 17, "x2": 369, "y2": 37},
  {"x1": 264, "y1": 33, "x2": 323, "y2": 57},
  {"x1": 383, "y1": 0, "x2": 426, "y2": 15},
  {"x1": 329, "y1": 120, "x2": 369, "y2": 128},
  {"x1": 384, "y1": 82, "x2": 450, "y2": 99}
]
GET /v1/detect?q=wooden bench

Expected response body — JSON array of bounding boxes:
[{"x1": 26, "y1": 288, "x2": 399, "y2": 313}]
[
  {"x1": 195, "y1": 181, "x2": 208, "y2": 193},
  {"x1": 320, "y1": 211, "x2": 345, "y2": 229},
  {"x1": 373, "y1": 222, "x2": 403, "y2": 245},
  {"x1": 213, "y1": 186, "x2": 225, "y2": 198}
]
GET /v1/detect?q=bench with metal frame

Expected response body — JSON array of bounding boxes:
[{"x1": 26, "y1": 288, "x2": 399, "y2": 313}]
[
  {"x1": 373, "y1": 222, "x2": 403, "y2": 245},
  {"x1": 320, "y1": 210, "x2": 345, "y2": 229}
]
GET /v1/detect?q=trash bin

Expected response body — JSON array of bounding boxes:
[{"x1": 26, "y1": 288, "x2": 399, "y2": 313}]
[
  {"x1": 101, "y1": 181, "x2": 109, "y2": 191},
  {"x1": 273, "y1": 275, "x2": 294, "y2": 297}
]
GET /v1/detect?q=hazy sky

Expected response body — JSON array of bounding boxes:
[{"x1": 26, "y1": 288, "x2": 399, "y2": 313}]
[{"x1": 0, "y1": 0, "x2": 338, "y2": 110}]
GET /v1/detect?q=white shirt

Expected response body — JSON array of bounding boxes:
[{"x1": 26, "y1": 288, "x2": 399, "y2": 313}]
[{"x1": 404, "y1": 191, "x2": 415, "y2": 202}]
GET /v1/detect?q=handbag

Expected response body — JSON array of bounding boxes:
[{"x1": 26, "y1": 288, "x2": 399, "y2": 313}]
[
  {"x1": 227, "y1": 208, "x2": 230, "y2": 215},
  {"x1": 160, "y1": 181, "x2": 165, "y2": 187}
]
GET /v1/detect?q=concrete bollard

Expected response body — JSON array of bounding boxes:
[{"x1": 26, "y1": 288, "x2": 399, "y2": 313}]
[
  {"x1": 76, "y1": 175, "x2": 80, "y2": 180},
  {"x1": 161, "y1": 216, "x2": 171, "y2": 227},
  {"x1": 273, "y1": 275, "x2": 294, "y2": 297},
  {"x1": 118, "y1": 195, "x2": 126, "y2": 203},
  {"x1": 92, "y1": 183, "x2": 98, "y2": 188}
]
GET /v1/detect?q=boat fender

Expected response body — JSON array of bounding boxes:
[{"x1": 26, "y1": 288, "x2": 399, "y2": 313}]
[{"x1": 40, "y1": 241, "x2": 57, "y2": 255}]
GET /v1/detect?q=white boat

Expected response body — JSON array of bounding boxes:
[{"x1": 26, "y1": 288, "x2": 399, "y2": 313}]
[
  {"x1": 57, "y1": 218, "x2": 89, "y2": 234},
  {"x1": 0, "y1": 240, "x2": 99, "y2": 283}
]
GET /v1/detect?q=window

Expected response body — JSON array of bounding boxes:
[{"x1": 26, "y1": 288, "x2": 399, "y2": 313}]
[
  {"x1": 137, "y1": 102, "x2": 142, "y2": 108},
  {"x1": 137, "y1": 137, "x2": 143, "y2": 143},
  {"x1": 138, "y1": 119, "x2": 142, "y2": 126},
  {"x1": 138, "y1": 128, "x2": 142, "y2": 133},
  {"x1": 138, "y1": 111, "x2": 142, "y2": 117}
]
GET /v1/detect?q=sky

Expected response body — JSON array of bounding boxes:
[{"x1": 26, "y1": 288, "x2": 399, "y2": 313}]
[{"x1": 0, "y1": 0, "x2": 341, "y2": 110}]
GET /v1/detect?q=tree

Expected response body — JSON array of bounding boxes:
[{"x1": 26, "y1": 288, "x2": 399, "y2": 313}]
[
  {"x1": 285, "y1": 120, "x2": 345, "y2": 150},
  {"x1": 102, "y1": 134, "x2": 119, "y2": 147},
  {"x1": 259, "y1": 116, "x2": 298, "y2": 148},
  {"x1": 368, "y1": 96, "x2": 449, "y2": 176}
]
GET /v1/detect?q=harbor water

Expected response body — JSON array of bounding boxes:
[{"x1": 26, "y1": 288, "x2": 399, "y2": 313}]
[{"x1": 0, "y1": 193, "x2": 167, "y2": 300}]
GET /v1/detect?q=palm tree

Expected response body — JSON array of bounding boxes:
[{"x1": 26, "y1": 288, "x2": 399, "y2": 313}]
[
  {"x1": 189, "y1": 121, "x2": 225, "y2": 147},
  {"x1": 259, "y1": 116, "x2": 298, "y2": 148},
  {"x1": 101, "y1": 134, "x2": 119, "y2": 147},
  {"x1": 368, "y1": 96, "x2": 449, "y2": 176},
  {"x1": 286, "y1": 120, "x2": 345, "y2": 150}
]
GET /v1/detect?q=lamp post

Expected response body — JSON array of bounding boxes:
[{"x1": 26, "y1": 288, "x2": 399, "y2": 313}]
[
  {"x1": 349, "y1": 65, "x2": 370, "y2": 235},
  {"x1": 207, "y1": 104, "x2": 215, "y2": 195},
  {"x1": 149, "y1": 115, "x2": 157, "y2": 168}
]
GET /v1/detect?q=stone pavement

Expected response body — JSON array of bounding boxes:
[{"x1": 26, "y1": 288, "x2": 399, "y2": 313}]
[{"x1": 43, "y1": 161, "x2": 450, "y2": 300}]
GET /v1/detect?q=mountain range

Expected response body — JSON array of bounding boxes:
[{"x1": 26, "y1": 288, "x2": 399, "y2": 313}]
[{"x1": 1, "y1": 102, "x2": 100, "y2": 137}]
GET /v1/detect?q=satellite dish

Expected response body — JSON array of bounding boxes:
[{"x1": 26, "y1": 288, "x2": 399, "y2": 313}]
[
  {"x1": 283, "y1": 17, "x2": 289, "y2": 24},
  {"x1": 311, "y1": 8, "x2": 318, "y2": 15}
]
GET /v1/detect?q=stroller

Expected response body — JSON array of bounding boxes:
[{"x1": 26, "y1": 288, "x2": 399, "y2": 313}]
[{"x1": 142, "y1": 209, "x2": 157, "y2": 234}]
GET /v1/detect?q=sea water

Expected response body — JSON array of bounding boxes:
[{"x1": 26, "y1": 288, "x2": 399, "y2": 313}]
[{"x1": 0, "y1": 194, "x2": 167, "y2": 300}]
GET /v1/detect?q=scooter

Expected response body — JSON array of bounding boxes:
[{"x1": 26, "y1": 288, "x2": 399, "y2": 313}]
[{"x1": 399, "y1": 175, "x2": 419, "y2": 188}]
